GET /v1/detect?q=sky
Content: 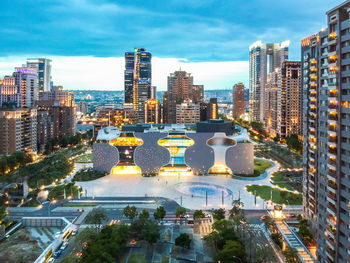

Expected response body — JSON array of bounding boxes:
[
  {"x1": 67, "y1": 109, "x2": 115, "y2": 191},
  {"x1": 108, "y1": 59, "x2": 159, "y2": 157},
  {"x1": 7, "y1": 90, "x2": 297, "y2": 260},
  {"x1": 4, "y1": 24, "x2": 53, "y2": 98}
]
[{"x1": 0, "y1": 0, "x2": 343, "y2": 90}]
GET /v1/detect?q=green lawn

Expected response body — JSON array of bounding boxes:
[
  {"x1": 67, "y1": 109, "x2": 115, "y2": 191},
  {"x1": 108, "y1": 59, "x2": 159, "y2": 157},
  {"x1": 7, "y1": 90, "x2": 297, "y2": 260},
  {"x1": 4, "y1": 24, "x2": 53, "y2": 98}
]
[
  {"x1": 254, "y1": 159, "x2": 272, "y2": 174},
  {"x1": 74, "y1": 153, "x2": 93, "y2": 163},
  {"x1": 162, "y1": 256, "x2": 169, "y2": 263},
  {"x1": 246, "y1": 185, "x2": 302, "y2": 205},
  {"x1": 271, "y1": 172, "x2": 294, "y2": 191},
  {"x1": 128, "y1": 254, "x2": 146, "y2": 263},
  {"x1": 48, "y1": 183, "x2": 81, "y2": 200}
]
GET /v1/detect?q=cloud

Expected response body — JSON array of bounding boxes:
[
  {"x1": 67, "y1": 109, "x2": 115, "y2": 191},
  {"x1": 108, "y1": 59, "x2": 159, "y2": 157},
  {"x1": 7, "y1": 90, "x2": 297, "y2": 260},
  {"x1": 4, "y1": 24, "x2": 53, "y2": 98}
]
[{"x1": 0, "y1": 56, "x2": 248, "y2": 91}]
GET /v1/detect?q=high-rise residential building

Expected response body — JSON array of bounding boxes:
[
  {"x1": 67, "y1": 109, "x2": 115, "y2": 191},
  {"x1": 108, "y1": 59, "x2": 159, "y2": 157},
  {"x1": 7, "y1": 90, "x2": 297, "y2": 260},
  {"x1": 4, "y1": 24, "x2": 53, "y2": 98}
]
[
  {"x1": 36, "y1": 110, "x2": 53, "y2": 152},
  {"x1": 162, "y1": 91, "x2": 169, "y2": 123},
  {"x1": 36, "y1": 86, "x2": 76, "y2": 138},
  {"x1": 76, "y1": 101, "x2": 88, "y2": 115},
  {"x1": 176, "y1": 99, "x2": 200, "y2": 124},
  {"x1": 166, "y1": 70, "x2": 193, "y2": 123},
  {"x1": 249, "y1": 41, "x2": 289, "y2": 122},
  {"x1": 265, "y1": 69, "x2": 279, "y2": 136},
  {"x1": 277, "y1": 61, "x2": 302, "y2": 138},
  {"x1": 190, "y1": 85, "x2": 204, "y2": 103},
  {"x1": 232, "y1": 82, "x2": 245, "y2": 120},
  {"x1": 96, "y1": 107, "x2": 136, "y2": 129},
  {"x1": 144, "y1": 99, "x2": 161, "y2": 124},
  {"x1": 0, "y1": 108, "x2": 37, "y2": 155},
  {"x1": 151, "y1": 86, "x2": 157, "y2": 99},
  {"x1": 124, "y1": 48, "x2": 152, "y2": 122},
  {"x1": 302, "y1": 2, "x2": 350, "y2": 262},
  {"x1": 27, "y1": 58, "x2": 52, "y2": 92},
  {"x1": 0, "y1": 67, "x2": 39, "y2": 108}
]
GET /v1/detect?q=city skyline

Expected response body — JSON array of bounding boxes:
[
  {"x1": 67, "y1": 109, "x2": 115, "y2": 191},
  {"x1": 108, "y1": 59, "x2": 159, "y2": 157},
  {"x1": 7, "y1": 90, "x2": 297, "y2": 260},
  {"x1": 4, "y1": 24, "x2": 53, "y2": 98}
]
[{"x1": 0, "y1": 0, "x2": 342, "y2": 90}]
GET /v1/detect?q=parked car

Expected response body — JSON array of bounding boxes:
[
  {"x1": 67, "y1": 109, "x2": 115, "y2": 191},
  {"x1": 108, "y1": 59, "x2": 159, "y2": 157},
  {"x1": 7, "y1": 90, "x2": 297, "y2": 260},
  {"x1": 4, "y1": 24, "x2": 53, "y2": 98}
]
[{"x1": 53, "y1": 249, "x2": 62, "y2": 259}]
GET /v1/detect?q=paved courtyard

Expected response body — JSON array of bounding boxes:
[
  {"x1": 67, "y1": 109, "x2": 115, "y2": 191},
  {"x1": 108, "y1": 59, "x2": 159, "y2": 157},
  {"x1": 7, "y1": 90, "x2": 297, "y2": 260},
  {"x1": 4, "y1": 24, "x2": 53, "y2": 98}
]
[{"x1": 76, "y1": 158, "x2": 279, "y2": 210}]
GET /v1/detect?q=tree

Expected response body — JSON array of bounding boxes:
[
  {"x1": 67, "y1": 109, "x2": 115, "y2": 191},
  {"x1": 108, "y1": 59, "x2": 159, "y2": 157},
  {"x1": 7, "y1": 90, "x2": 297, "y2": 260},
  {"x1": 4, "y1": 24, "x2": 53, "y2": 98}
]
[
  {"x1": 139, "y1": 209, "x2": 150, "y2": 219},
  {"x1": 215, "y1": 240, "x2": 246, "y2": 263},
  {"x1": 286, "y1": 134, "x2": 302, "y2": 153},
  {"x1": 204, "y1": 231, "x2": 222, "y2": 253},
  {"x1": 193, "y1": 209, "x2": 205, "y2": 220},
  {"x1": 229, "y1": 199, "x2": 245, "y2": 231},
  {"x1": 273, "y1": 134, "x2": 280, "y2": 143},
  {"x1": 13, "y1": 152, "x2": 31, "y2": 166},
  {"x1": 175, "y1": 233, "x2": 191, "y2": 249},
  {"x1": 283, "y1": 246, "x2": 301, "y2": 263},
  {"x1": 85, "y1": 207, "x2": 108, "y2": 229},
  {"x1": 256, "y1": 245, "x2": 275, "y2": 263},
  {"x1": 280, "y1": 190, "x2": 288, "y2": 201},
  {"x1": 0, "y1": 157, "x2": 7, "y2": 175},
  {"x1": 176, "y1": 207, "x2": 186, "y2": 218},
  {"x1": 74, "y1": 227, "x2": 99, "y2": 250},
  {"x1": 7, "y1": 155, "x2": 17, "y2": 170},
  {"x1": 0, "y1": 205, "x2": 7, "y2": 222},
  {"x1": 212, "y1": 208, "x2": 225, "y2": 220},
  {"x1": 123, "y1": 205, "x2": 138, "y2": 221},
  {"x1": 140, "y1": 220, "x2": 160, "y2": 246},
  {"x1": 153, "y1": 206, "x2": 166, "y2": 221}
]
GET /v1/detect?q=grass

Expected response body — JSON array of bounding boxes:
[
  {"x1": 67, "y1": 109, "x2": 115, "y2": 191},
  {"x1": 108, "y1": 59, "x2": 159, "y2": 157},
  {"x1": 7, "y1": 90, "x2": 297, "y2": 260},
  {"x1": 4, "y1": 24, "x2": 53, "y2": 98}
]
[
  {"x1": 128, "y1": 254, "x2": 146, "y2": 263},
  {"x1": 161, "y1": 256, "x2": 169, "y2": 263},
  {"x1": 246, "y1": 185, "x2": 302, "y2": 205},
  {"x1": 48, "y1": 183, "x2": 81, "y2": 201},
  {"x1": 74, "y1": 153, "x2": 93, "y2": 163},
  {"x1": 254, "y1": 159, "x2": 272, "y2": 174},
  {"x1": 271, "y1": 172, "x2": 294, "y2": 191}
]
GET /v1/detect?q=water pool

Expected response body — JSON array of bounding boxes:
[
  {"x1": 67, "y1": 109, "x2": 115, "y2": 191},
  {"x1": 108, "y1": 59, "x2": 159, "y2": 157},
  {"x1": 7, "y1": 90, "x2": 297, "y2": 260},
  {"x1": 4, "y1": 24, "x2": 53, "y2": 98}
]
[{"x1": 174, "y1": 182, "x2": 233, "y2": 198}]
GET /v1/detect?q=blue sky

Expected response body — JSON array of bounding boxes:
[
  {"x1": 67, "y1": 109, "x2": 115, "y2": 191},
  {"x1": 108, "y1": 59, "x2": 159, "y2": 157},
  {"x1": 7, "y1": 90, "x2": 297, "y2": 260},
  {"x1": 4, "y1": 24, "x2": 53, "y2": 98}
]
[{"x1": 0, "y1": 0, "x2": 343, "y2": 90}]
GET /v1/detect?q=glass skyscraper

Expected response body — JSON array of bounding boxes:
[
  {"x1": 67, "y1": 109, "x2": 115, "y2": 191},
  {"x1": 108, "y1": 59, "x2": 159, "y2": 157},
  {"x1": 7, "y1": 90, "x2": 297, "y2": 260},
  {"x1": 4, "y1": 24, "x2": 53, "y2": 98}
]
[{"x1": 124, "y1": 48, "x2": 152, "y2": 122}]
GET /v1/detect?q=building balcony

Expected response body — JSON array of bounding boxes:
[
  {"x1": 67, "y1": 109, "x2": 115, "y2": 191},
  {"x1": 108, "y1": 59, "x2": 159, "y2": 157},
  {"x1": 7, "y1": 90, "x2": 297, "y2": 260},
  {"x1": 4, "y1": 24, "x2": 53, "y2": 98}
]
[
  {"x1": 329, "y1": 32, "x2": 337, "y2": 40},
  {"x1": 328, "y1": 147, "x2": 337, "y2": 156},
  {"x1": 328, "y1": 113, "x2": 338, "y2": 121},
  {"x1": 328, "y1": 54, "x2": 338, "y2": 63},
  {"x1": 326, "y1": 236, "x2": 336, "y2": 250},
  {"x1": 326, "y1": 256, "x2": 335, "y2": 263},
  {"x1": 328, "y1": 102, "x2": 338, "y2": 109},
  {"x1": 327, "y1": 214, "x2": 337, "y2": 227},
  {"x1": 328, "y1": 180, "x2": 337, "y2": 191},
  {"x1": 327, "y1": 203, "x2": 337, "y2": 216},
  {"x1": 326, "y1": 245, "x2": 336, "y2": 261}
]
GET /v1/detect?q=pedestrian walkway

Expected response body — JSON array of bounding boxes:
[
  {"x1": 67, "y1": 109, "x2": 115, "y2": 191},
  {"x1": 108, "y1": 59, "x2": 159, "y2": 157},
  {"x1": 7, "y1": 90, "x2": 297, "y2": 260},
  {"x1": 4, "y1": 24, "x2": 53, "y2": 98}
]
[{"x1": 275, "y1": 219, "x2": 315, "y2": 263}]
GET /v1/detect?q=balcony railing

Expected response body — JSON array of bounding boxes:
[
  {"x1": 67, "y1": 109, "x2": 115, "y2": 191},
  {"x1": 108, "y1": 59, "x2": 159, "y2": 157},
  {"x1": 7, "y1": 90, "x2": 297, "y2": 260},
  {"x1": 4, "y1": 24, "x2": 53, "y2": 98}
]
[
  {"x1": 328, "y1": 180, "x2": 337, "y2": 190},
  {"x1": 328, "y1": 103, "x2": 338, "y2": 109},
  {"x1": 328, "y1": 158, "x2": 337, "y2": 166},
  {"x1": 327, "y1": 203, "x2": 337, "y2": 213}
]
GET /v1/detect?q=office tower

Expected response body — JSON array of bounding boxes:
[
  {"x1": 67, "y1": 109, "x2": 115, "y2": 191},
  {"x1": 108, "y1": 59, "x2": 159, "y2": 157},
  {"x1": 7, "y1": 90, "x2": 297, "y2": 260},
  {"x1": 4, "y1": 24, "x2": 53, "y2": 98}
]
[
  {"x1": 144, "y1": 99, "x2": 161, "y2": 124},
  {"x1": 232, "y1": 82, "x2": 245, "y2": 120},
  {"x1": 27, "y1": 58, "x2": 52, "y2": 92},
  {"x1": 277, "y1": 61, "x2": 302, "y2": 138},
  {"x1": 249, "y1": 41, "x2": 289, "y2": 123},
  {"x1": 76, "y1": 101, "x2": 88, "y2": 115},
  {"x1": 36, "y1": 86, "x2": 76, "y2": 138},
  {"x1": 12, "y1": 67, "x2": 38, "y2": 108},
  {"x1": 302, "y1": 2, "x2": 350, "y2": 262},
  {"x1": 96, "y1": 107, "x2": 136, "y2": 129},
  {"x1": 166, "y1": 70, "x2": 193, "y2": 123},
  {"x1": 200, "y1": 98, "x2": 218, "y2": 121},
  {"x1": 124, "y1": 48, "x2": 152, "y2": 122},
  {"x1": 190, "y1": 85, "x2": 204, "y2": 103},
  {"x1": 176, "y1": 99, "x2": 200, "y2": 124},
  {"x1": 0, "y1": 108, "x2": 37, "y2": 155}
]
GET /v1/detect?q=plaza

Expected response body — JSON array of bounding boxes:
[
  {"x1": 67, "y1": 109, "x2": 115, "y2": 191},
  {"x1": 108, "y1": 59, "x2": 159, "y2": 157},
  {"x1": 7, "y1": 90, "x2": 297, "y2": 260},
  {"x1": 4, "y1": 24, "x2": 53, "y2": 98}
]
[{"x1": 76, "y1": 158, "x2": 279, "y2": 210}]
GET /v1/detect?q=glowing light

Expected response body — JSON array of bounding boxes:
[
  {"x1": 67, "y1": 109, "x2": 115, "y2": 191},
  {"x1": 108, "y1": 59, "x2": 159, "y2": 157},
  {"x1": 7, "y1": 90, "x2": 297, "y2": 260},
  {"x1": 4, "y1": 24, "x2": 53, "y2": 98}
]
[{"x1": 111, "y1": 165, "x2": 142, "y2": 175}]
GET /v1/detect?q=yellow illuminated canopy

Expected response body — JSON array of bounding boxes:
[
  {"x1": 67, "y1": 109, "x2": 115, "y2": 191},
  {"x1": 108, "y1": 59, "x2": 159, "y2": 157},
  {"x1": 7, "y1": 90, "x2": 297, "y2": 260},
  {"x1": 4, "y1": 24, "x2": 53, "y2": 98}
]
[
  {"x1": 111, "y1": 165, "x2": 141, "y2": 175},
  {"x1": 109, "y1": 136, "x2": 143, "y2": 147}
]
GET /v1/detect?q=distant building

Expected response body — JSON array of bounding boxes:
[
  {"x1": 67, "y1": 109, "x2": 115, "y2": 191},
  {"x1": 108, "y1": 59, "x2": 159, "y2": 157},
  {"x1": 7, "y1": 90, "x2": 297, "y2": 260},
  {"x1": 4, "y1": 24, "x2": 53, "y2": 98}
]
[
  {"x1": 232, "y1": 83, "x2": 245, "y2": 120},
  {"x1": 36, "y1": 110, "x2": 53, "y2": 152},
  {"x1": 76, "y1": 101, "x2": 88, "y2": 115},
  {"x1": 0, "y1": 108, "x2": 37, "y2": 155},
  {"x1": 264, "y1": 70, "x2": 279, "y2": 135},
  {"x1": 249, "y1": 41, "x2": 289, "y2": 122},
  {"x1": 176, "y1": 99, "x2": 200, "y2": 124},
  {"x1": 144, "y1": 99, "x2": 161, "y2": 124},
  {"x1": 200, "y1": 98, "x2": 218, "y2": 121},
  {"x1": 26, "y1": 58, "x2": 52, "y2": 92},
  {"x1": 166, "y1": 70, "x2": 193, "y2": 123},
  {"x1": 36, "y1": 86, "x2": 76, "y2": 138},
  {"x1": 124, "y1": 48, "x2": 152, "y2": 122}
]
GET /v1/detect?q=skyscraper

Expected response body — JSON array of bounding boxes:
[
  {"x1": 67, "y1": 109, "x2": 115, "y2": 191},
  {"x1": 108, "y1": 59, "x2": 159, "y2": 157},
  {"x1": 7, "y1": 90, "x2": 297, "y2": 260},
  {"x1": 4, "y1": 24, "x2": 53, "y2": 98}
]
[
  {"x1": 249, "y1": 41, "x2": 289, "y2": 123},
  {"x1": 166, "y1": 70, "x2": 193, "y2": 123},
  {"x1": 232, "y1": 82, "x2": 245, "y2": 120},
  {"x1": 264, "y1": 70, "x2": 279, "y2": 135},
  {"x1": 144, "y1": 99, "x2": 161, "y2": 124},
  {"x1": 302, "y1": 2, "x2": 350, "y2": 262},
  {"x1": 27, "y1": 58, "x2": 52, "y2": 92},
  {"x1": 190, "y1": 84, "x2": 204, "y2": 103},
  {"x1": 176, "y1": 99, "x2": 200, "y2": 124},
  {"x1": 124, "y1": 48, "x2": 152, "y2": 122}
]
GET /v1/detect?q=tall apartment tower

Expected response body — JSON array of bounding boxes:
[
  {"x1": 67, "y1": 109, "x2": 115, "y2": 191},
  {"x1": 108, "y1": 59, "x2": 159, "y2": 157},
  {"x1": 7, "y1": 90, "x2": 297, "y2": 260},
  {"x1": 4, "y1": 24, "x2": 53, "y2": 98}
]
[
  {"x1": 249, "y1": 41, "x2": 289, "y2": 123},
  {"x1": 190, "y1": 85, "x2": 204, "y2": 103},
  {"x1": 265, "y1": 69, "x2": 279, "y2": 135},
  {"x1": 302, "y1": 2, "x2": 350, "y2": 262},
  {"x1": 27, "y1": 58, "x2": 52, "y2": 92},
  {"x1": 12, "y1": 67, "x2": 38, "y2": 108},
  {"x1": 124, "y1": 48, "x2": 152, "y2": 122},
  {"x1": 0, "y1": 108, "x2": 37, "y2": 155},
  {"x1": 232, "y1": 82, "x2": 245, "y2": 120},
  {"x1": 166, "y1": 70, "x2": 193, "y2": 123},
  {"x1": 277, "y1": 61, "x2": 302, "y2": 138}
]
